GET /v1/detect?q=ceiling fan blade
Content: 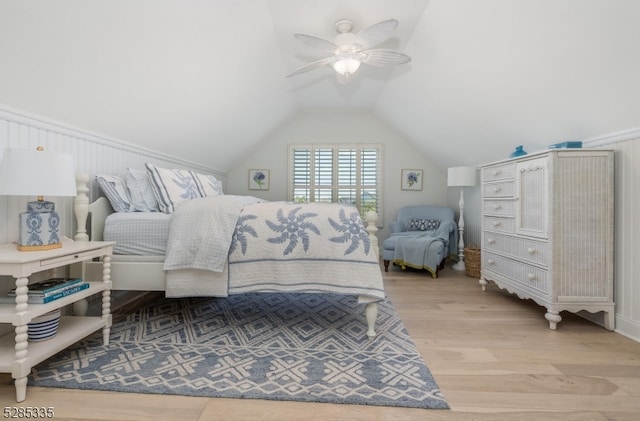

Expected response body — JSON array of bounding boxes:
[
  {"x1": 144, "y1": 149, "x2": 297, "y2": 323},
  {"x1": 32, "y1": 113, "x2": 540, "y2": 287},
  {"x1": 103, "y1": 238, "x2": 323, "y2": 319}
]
[
  {"x1": 293, "y1": 33, "x2": 339, "y2": 53},
  {"x1": 286, "y1": 57, "x2": 332, "y2": 77},
  {"x1": 353, "y1": 19, "x2": 399, "y2": 50},
  {"x1": 361, "y1": 49, "x2": 411, "y2": 67}
]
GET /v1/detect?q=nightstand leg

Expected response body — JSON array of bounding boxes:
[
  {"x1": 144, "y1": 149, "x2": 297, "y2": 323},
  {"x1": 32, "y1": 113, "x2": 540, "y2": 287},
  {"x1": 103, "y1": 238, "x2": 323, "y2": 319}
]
[
  {"x1": 102, "y1": 256, "x2": 112, "y2": 345},
  {"x1": 14, "y1": 376, "x2": 27, "y2": 402},
  {"x1": 13, "y1": 276, "x2": 29, "y2": 402},
  {"x1": 14, "y1": 322, "x2": 28, "y2": 402},
  {"x1": 102, "y1": 287, "x2": 111, "y2": 345},
  {"x1": 14, "y1": 326, "x2": 28, "y2": 402}
]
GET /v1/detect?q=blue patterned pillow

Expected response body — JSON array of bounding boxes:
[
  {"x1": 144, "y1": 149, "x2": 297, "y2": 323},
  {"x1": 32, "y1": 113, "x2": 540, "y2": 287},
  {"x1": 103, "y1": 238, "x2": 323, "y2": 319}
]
[
  {"x1": 95, "y1": 174, "x2": 132, "y2": 212},
  {"x1": 125, "y1": 168, "x2": 160, "y2": 212},
  {"x1": 407, "y1": 218, "x2": 440, "y2": 231},
  {"x1": 195, "y1": 172, "x2": 224, "y2": 196},
  {"x1": 145, "y1": 163, "x2": 205, "y2": 214}
]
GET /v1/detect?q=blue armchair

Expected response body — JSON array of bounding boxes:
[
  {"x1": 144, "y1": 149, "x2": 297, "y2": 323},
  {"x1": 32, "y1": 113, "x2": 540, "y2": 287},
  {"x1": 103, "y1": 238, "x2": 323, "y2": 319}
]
[{"x1": 382, "y1": 205, "x2": 458, "y2": 277}]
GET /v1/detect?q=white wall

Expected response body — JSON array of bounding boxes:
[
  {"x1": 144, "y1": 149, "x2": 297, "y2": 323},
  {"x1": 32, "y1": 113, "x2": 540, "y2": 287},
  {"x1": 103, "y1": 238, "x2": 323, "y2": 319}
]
[
  {"x1": 0, "y1": 105, "x2": 224, "y2": 245},
  {"x1": 225, "y1": 110, "x2": 447, "y2": 241}
]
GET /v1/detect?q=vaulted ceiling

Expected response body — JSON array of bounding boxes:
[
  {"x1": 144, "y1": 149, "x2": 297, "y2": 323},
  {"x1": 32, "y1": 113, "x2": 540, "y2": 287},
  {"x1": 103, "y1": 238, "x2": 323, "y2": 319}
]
[{"x1": 1, "y1": 0, "x2": 639, "y2": 171}]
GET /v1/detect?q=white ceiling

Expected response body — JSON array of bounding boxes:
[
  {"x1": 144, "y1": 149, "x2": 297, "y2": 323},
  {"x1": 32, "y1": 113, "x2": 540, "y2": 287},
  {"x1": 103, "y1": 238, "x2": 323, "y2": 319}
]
[{"x1": 1, "y1": 0, "x2": 639, "y2": 171}]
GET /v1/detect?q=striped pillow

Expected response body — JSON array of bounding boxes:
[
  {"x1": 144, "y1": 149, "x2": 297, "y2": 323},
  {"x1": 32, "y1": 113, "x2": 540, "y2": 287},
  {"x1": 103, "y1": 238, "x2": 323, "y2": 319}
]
[
  {"x1": 195, "y1": 173, "x2": 224, "y2": 196},
  {"x1": 125, "y1": 168, "x2": 160, "y2": 212},
  {"x1": 145, "y1": 163, "x2": 205, "y2": 213},
  {"x1": 95, "y1": 174, "x2": 132, "y2": 212}
]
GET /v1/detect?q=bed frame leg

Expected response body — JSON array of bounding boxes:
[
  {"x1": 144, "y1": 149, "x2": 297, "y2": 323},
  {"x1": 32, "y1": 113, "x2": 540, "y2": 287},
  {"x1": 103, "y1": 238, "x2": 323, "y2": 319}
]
[{"x1": 365, "y1": 302, "x2": 378, "y2": 338}]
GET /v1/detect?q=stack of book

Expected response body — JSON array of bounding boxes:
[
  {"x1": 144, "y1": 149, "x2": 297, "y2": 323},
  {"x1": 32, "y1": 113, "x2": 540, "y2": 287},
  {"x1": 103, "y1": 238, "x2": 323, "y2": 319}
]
[{"x1": 0, "y1": 277, "x2": 89, "y2": 304}]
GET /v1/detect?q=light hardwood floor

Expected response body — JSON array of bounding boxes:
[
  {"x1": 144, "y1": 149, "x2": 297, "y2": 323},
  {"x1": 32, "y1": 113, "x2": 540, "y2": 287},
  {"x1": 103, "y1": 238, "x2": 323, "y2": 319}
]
[{"x1": 2, "y1": 263, "x2": 640, "y2": 420}]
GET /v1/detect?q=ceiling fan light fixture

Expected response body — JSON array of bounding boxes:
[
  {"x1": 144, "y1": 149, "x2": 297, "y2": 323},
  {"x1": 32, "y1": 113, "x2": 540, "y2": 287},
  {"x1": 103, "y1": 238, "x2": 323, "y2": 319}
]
[
  {"x1": 332, "y1": 57, "x2": 361, "y2": 75},
  {"x1": 287, "y1": 18, "x2": 410, "y2": 83}
]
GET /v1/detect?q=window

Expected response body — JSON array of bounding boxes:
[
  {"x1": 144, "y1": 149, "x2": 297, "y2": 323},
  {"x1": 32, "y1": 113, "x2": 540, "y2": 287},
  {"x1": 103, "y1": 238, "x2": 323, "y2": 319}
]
[{"x1": 288, "y1": 144, "x2": 383, "y2": 222}]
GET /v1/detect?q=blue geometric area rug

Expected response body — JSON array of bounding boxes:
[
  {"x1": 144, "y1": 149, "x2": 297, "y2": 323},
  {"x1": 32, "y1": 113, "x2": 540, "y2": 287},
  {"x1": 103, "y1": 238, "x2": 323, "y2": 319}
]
[{"x1": 30, "y1": 293, "x2": 449, "y2": 409}]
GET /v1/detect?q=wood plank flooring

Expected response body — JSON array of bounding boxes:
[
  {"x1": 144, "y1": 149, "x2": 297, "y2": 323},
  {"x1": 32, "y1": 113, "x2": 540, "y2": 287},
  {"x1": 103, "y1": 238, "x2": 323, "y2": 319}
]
[{"x1": 2, "y1": 263, "x2": 639, "y2": 420}]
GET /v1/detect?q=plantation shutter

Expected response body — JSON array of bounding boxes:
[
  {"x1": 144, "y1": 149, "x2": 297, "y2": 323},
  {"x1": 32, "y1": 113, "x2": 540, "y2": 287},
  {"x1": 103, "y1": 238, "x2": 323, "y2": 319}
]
[
  {"x1": 315, "y1": 148, "x2": 333, "y2": 203},
  {"x1": 288, "y1": 144, "x2": 383, "y2": 223}
]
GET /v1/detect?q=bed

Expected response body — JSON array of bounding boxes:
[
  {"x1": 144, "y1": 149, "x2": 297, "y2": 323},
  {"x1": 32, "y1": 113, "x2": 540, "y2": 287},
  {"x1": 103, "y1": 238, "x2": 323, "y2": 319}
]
[{"x1": 73, "y1": 175, "x2": 385, "y2": 337}]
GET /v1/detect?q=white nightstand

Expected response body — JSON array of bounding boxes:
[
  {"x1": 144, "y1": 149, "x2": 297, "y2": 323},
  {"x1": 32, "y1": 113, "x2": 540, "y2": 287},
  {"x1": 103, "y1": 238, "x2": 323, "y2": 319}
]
[{"x1": 0, "y1": 240, "x2": 114, "y2": 402}]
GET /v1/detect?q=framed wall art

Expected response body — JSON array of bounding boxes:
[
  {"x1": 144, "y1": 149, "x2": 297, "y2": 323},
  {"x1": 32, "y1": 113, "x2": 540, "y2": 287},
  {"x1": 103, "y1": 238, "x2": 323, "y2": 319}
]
[
  {"x1": 401, "y1": 169, "x2": 423, "y2": 191},
  {"x1": 249, "y1": 169, "x2": 270, "y2": 190}
]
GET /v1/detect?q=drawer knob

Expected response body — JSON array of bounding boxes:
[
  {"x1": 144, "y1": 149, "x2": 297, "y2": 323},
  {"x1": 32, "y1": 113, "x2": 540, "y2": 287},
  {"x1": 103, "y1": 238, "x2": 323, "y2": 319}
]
[
  {"x1": 493, "y1": 187, "x2": 501, "y2": 193},
  {"x1": 493, "y1": 204, "x2": 501, "y2": 210},
  {"x1": 487, "y1": 238, "x2": 495, "y2": 244},
  {"x1": 493, "y1": 221, "x2": 501, "y2": 227},
  {"x1": 527, "y1": 248, "x2": 536, "y2": 254},
  {"x1": 527, "y1": 273, "x2": 536, "y2": 280},
  {"x1": 487, "y1": 258, "x2": 495, "y2": 265},
  {"x1": 493, "y1": 170, "x2": 500, "y2": 176}
]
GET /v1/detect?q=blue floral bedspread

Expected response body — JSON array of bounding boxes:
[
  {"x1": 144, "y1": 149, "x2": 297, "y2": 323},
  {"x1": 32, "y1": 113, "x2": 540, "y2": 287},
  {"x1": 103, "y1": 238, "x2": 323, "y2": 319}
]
[{"x1": 164, "y1": 197, "x2": 385, "y2": 303}]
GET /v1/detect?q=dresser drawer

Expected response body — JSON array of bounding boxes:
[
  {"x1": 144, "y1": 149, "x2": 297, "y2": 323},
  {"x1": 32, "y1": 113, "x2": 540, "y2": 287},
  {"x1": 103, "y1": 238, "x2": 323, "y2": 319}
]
[
  {"x1": 482, "y1": 199, "x2": 515, "y2": 216},
  {"x1": 483, "y1": 251, "x2": 549, "y2": 294},
  {"x1": 483, "y1": 180, "x2": 515, "y2": 198},
  {"x1": 483, "y1": 216, "x2": 515, "y2": 234},
  {"x1": 483, "y1": 232, "x2": 548, "y2": 267},
  {"x1": 482, "y1": 162, "x2": 515, "y2": 182}
]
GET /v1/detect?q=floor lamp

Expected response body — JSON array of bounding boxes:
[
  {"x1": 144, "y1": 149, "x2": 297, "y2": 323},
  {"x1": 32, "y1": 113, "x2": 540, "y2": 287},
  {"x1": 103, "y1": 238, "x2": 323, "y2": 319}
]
[{"x1": 447, "y1": 166, "x2": 477, "y2": 271}]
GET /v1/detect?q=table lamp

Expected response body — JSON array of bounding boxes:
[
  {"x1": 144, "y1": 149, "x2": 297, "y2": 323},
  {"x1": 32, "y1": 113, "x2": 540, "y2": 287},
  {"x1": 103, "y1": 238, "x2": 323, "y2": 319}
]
[
  {"x1": 447, "y1": 166, "x2": 477, "y2": 271},
  {"x1": 0, "y1": 147, "x2": 76, "y2": 251}
]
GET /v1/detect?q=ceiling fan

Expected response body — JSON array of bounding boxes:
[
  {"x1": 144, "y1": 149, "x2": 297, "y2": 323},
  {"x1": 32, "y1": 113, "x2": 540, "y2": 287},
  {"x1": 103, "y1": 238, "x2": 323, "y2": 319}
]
[{"x1": 286, "y1": 18, "x2": 411, "y2": 84}]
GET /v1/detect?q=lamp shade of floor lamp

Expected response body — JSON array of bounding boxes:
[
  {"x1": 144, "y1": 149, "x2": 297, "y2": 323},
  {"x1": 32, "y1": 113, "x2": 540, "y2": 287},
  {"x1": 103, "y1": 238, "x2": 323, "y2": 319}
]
[
  {"x1": 447, "y1": 166, "x2": 477, "y2": 271},
  {"x1": 0, "y1": 147, "x2": 76, "y2": 251}
]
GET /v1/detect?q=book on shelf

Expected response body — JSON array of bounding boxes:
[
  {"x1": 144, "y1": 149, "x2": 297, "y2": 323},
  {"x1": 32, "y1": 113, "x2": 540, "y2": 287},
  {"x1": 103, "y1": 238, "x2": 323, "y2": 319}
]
[
  {"x1": 8, "y1": 277, "x2": 83, "y2": 297},
  {"x1": 0, "y1": 282, "x2": 90, "y2": 304}
]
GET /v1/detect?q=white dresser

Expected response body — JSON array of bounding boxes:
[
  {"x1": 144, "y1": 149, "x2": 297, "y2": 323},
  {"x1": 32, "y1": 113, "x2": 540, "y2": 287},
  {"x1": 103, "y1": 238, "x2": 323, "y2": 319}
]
[{"x1": 479, "y1": 149, "x2": 614, "y2": 330}]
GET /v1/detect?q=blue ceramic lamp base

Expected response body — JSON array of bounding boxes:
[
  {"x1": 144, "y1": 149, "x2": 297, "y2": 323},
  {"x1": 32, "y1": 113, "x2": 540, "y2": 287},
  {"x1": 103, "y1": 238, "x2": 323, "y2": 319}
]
[{"x1": 18, "y1": 200, "x2": 62, "y2": 251}]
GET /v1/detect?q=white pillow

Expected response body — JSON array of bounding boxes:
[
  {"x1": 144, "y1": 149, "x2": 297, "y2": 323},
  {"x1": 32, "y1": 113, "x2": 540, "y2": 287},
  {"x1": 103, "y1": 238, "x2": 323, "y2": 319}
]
[
  {"x1": 195, "y1": 173, "x2": 224, "y2": 196},
  {"x1": 125, "y1": 168, "x2": 160, "y2": 212},
  {"x1": 145, "y1": 163, "x2": 205, "y2": 213},
  {"x1": 95, "y1": 174, "x2": 132, "y2": 212}
]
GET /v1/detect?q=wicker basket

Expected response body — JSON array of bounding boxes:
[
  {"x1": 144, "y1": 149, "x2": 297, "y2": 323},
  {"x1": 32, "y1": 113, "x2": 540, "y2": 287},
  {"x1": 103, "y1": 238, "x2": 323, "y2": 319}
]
[{"x1": 464, "y1": 245, "x2": 481, "y2": 278}]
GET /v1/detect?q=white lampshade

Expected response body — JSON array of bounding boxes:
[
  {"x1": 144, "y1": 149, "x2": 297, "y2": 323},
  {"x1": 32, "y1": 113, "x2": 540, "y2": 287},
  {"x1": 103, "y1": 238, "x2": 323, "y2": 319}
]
[
  {"x1": 447, "y1": 166, "x2": 477, "y2": 188},
  {"x1": 0, "y1": 148, "x2": 76, "y2": 197}
]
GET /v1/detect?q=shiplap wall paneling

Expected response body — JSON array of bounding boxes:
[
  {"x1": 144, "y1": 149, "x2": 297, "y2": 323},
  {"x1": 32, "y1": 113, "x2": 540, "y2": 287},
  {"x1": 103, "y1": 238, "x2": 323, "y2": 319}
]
[
  {"x1": 0, "y1": 107, "x2": 224, "y2": 245},
  {"x1": 0, "y1": 118, "x2": 8, "y2": 243},
  {"x1": 608, "y1": 137, "x2": 640, "y2": 340}
]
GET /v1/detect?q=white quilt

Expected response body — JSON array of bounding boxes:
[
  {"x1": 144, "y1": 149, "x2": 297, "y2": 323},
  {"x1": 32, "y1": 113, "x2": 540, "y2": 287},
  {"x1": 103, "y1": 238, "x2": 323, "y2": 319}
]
[{"x1": 163, "y1": 198, "x2": 385, "y2": 303}]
